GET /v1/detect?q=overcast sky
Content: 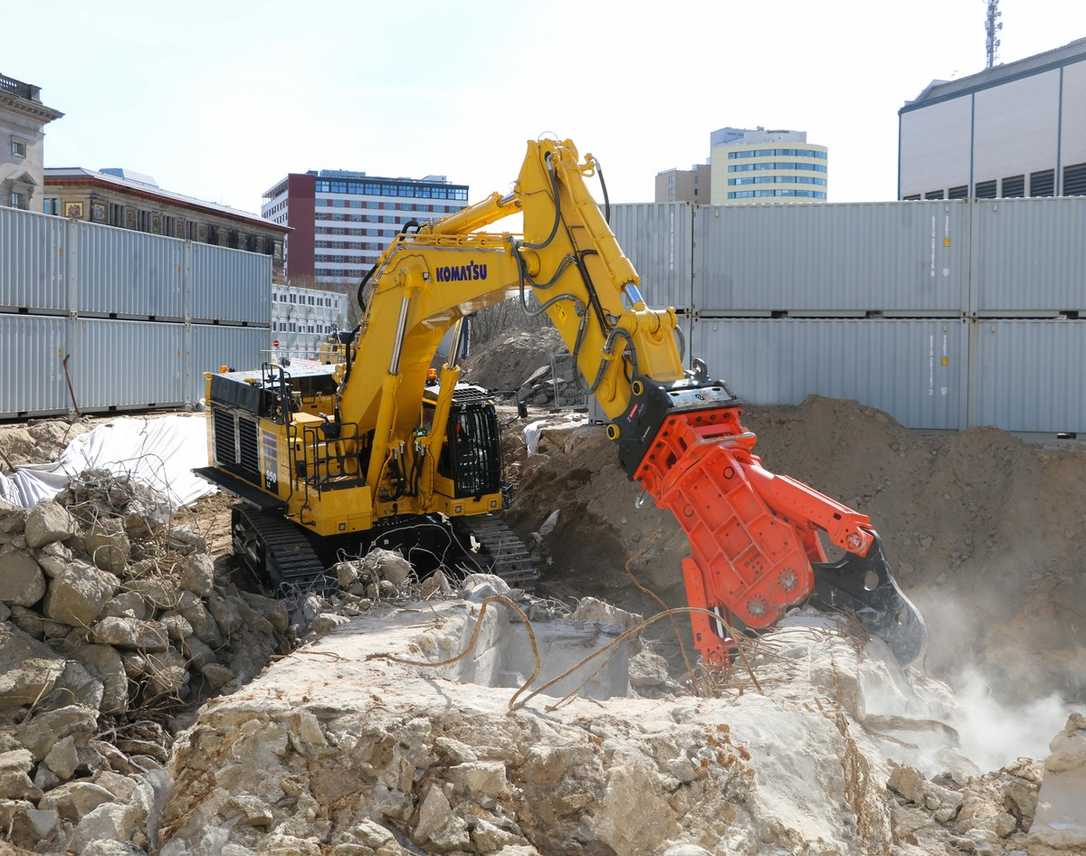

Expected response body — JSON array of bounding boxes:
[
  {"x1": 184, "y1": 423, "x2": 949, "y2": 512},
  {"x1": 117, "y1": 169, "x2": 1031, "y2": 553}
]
[{"x1": 10, "y1": 0, "x2": 1086, "y2": 213}]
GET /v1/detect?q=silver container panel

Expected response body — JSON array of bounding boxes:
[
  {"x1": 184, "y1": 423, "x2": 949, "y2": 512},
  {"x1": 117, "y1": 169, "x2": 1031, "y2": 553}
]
[
  {"x1": 190, "y1": 244, "x2": 272, "y2": 324},
  {"x1": 74, "y1": 319, "x2": 184, "y2": 410},
  {"x1": 0, "y1": 207, "x2": 67, "y2": 312},
  {"x1": 0, "y1": 314, "x2": 68, "y2": 416},
  {"x1": 76, "y1": 221, "x2": 185, "y2": 318},
  {"x1": 970, "y1": 319, "x2": 1086, "y2": 433},
  {"x1": 608, "y1": 203, "x2": 693, "y2": 309},
  {"x1": 692, "y1": 317, "x2": 966, "y2": 429},
  {"x1": 692, "y1": 201, "x2": 968, "y2": 313},
  {"x1": 190, "y1": 325, "x2": 268, "y2": 402},
  {"x1": 972, "y1": 198, "x2": 1086, "y2": 313}
]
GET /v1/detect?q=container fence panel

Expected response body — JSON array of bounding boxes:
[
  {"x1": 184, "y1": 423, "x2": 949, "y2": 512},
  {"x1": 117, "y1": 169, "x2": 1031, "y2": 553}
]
[
  {"x1": 970, "y1": 319, "x2": 1086, "y2": 433},
  {"x1": 0, "y1": 315, "x2": 68, "y2": 416},
  {"x1": 76, "y1": 221, "x2": 185, "y2": 318},
  {"x1": 74, "y1": 319, "x2": 184, "y2": 411},
  {"x1": 691, "y1": 317, "x2": 966, "y2": 429},
  {"x1": 0, "y1": 207, "x2": 67, "y2": 312},
  {"x1": 190, "y1": 325, "x2": 268, "y2": 402},
  {"x1": 190, "y1": 244, "x2": 272, "y2": 324},
  {"x1": 608, "y1": 203, "x2": 693, "y2": 310},
  {"x1": 692, "y1": 201, "x2": 968, "y2": 314},
  {"x1": 972, "y1": 198, "x2": 1086, "y2": 314}
]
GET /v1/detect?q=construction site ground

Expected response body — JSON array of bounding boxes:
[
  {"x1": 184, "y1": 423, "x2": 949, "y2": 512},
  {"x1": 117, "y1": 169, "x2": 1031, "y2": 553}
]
[{"x1": 1, "y1": 390, "x2": 1084, "y2": 855}]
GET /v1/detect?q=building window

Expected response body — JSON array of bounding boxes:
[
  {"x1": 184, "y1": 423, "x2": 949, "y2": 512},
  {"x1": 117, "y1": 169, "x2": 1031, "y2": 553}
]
[
  {"x1": 975, "y1": 180, "x2": 997, "y2": 199},
  {"x1": 42, "y1": 197, "x2": 60, "y2": 215},
  {"x1": 1062, "y1": 163, "x2": 1086, "y2": 196},
  {"x1": 1000, "y1": 175, "x2": 1025, "y2": 198},
  {"x1": 187, "y1": 221, "x2": 197, "y2": 240},
  {"x1": 903, "y1": 194, "x2": 921, "y2": 201},
  {"x1": 137, "y1": 210, "x2": 152, "y2": 231},
  {"x1": 162, "y1": 215, "x2": 175, "y2": 236},
  {"x1": 948, "y1": 185, "x2": 968, "y2": 199},
  {"x1": 9, "y1": 191, "x2": 27, "y2": 209},
  {"x1": 924, "y1": 190, "x2": 945, "y2": 200},
  {"x1": 1029, "y1": 170, "x2": 1055, "y2": 197},
  {"x1": 10, "y1": 137, "x2": 26, "y2": 159},
  {"x1": 108, "y1": 203, "x2": 124, "y2": 226}
]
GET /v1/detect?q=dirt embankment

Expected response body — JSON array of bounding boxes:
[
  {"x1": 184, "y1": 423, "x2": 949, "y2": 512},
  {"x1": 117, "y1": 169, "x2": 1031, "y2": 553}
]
[
  {"x1": 461, "y1": 328, "x2": 564, "y2": 395},
  {"x1": 505, "y1": 396, "x2": 1086, "y2": 705}
]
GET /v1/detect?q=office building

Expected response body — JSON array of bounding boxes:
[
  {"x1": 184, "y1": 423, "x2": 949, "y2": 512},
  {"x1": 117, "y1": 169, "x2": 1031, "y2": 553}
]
[
  {"x1": 655, "y1": 164, "x2": 711, "y2": 204},
  {"x1": 44, "y1": 167, "x2": 288, "y2": 281},
  {"x1": 899, "y1": 37, "x2": 1086, "y2": 199},
  {"x1": 271, "y1": 284, "x2": 348, "y2": 359},
  {"x1": 709, "y1": 127, "x2": 829, "y2": 205},
  {"x1": 0, "y1": 73, "x2": 63, "y2": 212},
  {"x1": 261, "y1": 170, "x2": 469, "y2": 288}
]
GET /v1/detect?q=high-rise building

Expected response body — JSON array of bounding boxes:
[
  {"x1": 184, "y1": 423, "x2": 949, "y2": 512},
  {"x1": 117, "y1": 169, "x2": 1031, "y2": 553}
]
[
  {"x1": 655, "y1": 164, "x2": 711, "y2": 204},
  {"x1": 0, "y1": 72, "x2": 63, "y2": 212},
  {"x1": 261, "y1": 170, "x2": 469, "y2": 289},
  {"x1": 898, "y1": 37, "x2": 1086, "y2": 200},
  {"x1": 709, "y1": 127, "x2": 828, "y2": 205}
]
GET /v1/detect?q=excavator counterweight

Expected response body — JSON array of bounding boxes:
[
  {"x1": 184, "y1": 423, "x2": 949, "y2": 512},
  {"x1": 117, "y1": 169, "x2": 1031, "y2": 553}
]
[{"x1": 197, "y1": 137, "x2": 927, "y2": 664}]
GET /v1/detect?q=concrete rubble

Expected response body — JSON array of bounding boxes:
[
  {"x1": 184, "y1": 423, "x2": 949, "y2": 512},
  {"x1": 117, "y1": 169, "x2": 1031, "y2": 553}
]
[{"x1": 0, "y1": 470, "x2": 290, "y2": 854}]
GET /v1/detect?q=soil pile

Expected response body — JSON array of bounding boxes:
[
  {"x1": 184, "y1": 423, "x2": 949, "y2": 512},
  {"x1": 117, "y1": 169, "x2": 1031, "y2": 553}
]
[
  {"x1": 505, "y1": 396, "x2": 1086, "y2": 706},
  {"x1": 462, "y1": 328, "x2": 564, "y2": 395},
  {"x1": 0, "y1": 419, "x2": 93, "y2": 470}
]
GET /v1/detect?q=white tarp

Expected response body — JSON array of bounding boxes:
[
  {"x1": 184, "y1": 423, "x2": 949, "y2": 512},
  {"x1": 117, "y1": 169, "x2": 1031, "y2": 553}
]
[{"x1": 0, "y1": 414, "x2": 214, "y2": 509}]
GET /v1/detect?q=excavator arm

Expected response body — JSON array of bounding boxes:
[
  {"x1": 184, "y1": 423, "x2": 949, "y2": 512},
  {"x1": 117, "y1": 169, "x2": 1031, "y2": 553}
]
[{"x1": 338, "y1": 138, "x2": 926, "y2": 664}]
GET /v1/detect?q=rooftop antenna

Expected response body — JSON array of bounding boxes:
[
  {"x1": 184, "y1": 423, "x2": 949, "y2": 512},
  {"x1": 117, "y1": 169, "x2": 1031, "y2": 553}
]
[{"x1": 985, "y1": 0, "x2": 1002, "y2": 68}]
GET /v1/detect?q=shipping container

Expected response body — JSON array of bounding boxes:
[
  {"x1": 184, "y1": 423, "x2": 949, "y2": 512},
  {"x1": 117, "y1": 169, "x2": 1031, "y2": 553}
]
[
  {"x1": 970, "y1": 319, "x2": 1086, "y2": 433},
  {"x1": 608, "y1": 203, "x2": 693, "y2": 310},
  {"x1": 692, "y1": 201, "x2": 968, "y2": 314},
  {"x1": 972, "y1": 198, "x2": 1086, "y2": 315},
  {"x1": 75, "y1": 221, "x2": 185, "y2": 319},
  {"x1": 190, "y1": 325, "x2": 268, "y2": 401},
  {"x1": 691, "y1": 317, "x2": 966, "y2": 429},
  {"x1": 0, "y1": 206, "x2": 67, "y2": 313},
  {"x1": 0, "y1": 314, "x2": 68, "y2": 417},
  {"x1": 73, "y1": 319, "x2": 184, "y2": 411},
  {"x1": 190, "y1": 243, "x2": 272, "y2": 325}
]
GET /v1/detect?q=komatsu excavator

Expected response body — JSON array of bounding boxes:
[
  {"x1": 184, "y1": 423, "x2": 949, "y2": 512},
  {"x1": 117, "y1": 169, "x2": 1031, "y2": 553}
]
[{"x1": 197, "y1": 138, "x2": 926, "y2": 665}]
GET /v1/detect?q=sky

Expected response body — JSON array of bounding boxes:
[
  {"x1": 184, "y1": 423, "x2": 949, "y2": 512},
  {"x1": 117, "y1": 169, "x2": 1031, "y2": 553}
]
[{"x1": 9, "y1": 0, "x2": 1086, "y2": 214}]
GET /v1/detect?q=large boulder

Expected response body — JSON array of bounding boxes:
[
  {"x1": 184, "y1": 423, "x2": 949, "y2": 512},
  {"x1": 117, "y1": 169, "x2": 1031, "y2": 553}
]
[
  {"x1": 69, "y1": 643, "x2": 129, "y2": 713},
  {"x1": 179, "y1": 553, "x2": 215, "y2": 597},
  {"x1": 16, "y1": 704, "x2": 98, "y2": 761},
  {"x1": 83, "y1": 521, "x2": 131, "y2": 576},
  {"x1": 43, "y1": 562, "x2": 118, "y2": 626},
  {"x1": 24, "y1": 500, "x2": 77, "y2": 548},
  {"x1": 0, "y1": 621, "x2": 66, "y2": 706},
  {"x1": 0, "y1": 499, "x2": 27, "y2": 534},
  {"x1": 91, "y1": 617, "x2": 169, "y2": 651},
  {"x1": 70, "y1": 800, "x2": 145, "y2": 853},
  {"x1": 0, "y1": 549, "x2": 46, "y2": 605}
]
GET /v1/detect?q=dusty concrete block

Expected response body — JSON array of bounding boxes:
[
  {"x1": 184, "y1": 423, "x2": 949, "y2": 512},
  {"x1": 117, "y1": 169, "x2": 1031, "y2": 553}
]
[
  {"x1": 25, "y1": 501, "x2": 76, "y2": 548},
  {"x1": 0, "y1": 549, "x2": 46, "y2": 605}
]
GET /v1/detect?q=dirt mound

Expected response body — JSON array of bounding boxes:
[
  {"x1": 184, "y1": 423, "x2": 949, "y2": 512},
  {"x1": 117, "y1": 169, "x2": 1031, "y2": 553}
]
[
  {"x1": 462, "y1": 328, "x2": 564, "y2": 395},
  {"x1": 505, "y1": 396, "x2": 1086, "y2": 705}
]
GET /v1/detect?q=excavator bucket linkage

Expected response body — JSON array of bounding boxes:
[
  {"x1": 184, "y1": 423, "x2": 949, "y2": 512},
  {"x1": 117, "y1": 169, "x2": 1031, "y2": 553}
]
[{"x1": 628, "y1": 392, "x2": 927, "y2": 665}]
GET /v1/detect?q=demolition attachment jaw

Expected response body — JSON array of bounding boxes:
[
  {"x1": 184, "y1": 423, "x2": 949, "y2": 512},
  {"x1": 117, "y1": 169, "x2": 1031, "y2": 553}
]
[{"x1": 615, "y1": 376, "x2": 928, "y2": 666}]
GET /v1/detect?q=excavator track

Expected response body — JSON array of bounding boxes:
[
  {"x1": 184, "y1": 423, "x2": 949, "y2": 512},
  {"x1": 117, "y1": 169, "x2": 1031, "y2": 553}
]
[
  {"x1": 460, "y1": 515, "x2": 540, "y2": 588},
  {"x1": 231, "y1": 506, "x2": 327, "y2": 593}
]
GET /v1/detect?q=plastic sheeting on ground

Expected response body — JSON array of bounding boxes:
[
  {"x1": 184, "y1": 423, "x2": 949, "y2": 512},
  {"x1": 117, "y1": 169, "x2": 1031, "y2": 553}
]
[{"x1": 0, "y1": 414, "x2": 214, "y2": 509}]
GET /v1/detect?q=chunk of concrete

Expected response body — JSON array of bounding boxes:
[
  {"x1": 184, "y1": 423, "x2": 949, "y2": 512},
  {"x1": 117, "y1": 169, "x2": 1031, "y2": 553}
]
[
  {"x1": 25, "y1": 501, "x2": 77, "y2": 548},
  {"x1": 0, "y1": 549, "x2": 46, "y2": 606}
]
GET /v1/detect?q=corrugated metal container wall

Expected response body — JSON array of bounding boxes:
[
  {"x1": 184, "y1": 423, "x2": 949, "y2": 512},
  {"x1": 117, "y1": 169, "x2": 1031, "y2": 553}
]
[
  {"x1": 693, "y1": 202, "x2": 968, "y2": 314},
  {"x1": 0, "y1": 315, "x2": 68, "y2": 416},
  {"x1": 190, "y1": 244, "x2": 272, "y2": 325},
  {"x1": 971, "y1": 320, "x2": 1086, "y2": 432},
  {"x1": 0, "y1": 207, "x2": 67, "y2": 312},
  {"x1": 76, "y1": 221, "x2": 185, "y2": 318},
  {"x1": 691, "y1": 317, "x2": 966, "y2": 429},
  {"x1": 608, "y1": 203, "x2": 693, "y2": 310},
  {"x1": 74, "y1": 319, "x2": 184, "y2": 410},
  {"x1": 973, "y1": 198, "x2": 1086, "y2": 314},
  {"x1": 190, "y1": 325, "x2": 268, "y2": 401}
]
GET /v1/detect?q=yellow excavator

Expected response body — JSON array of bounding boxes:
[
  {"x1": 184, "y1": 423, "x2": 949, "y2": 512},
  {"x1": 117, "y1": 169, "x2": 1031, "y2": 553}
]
[{"x1": 197, "y1": 138, "x2": 926, "y2": 664}]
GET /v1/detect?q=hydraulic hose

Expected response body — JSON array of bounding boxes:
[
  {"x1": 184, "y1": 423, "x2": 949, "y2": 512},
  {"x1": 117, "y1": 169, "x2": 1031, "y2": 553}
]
[{"x1": 594, "y1": 157, "x2": 611, "y2": 225}]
